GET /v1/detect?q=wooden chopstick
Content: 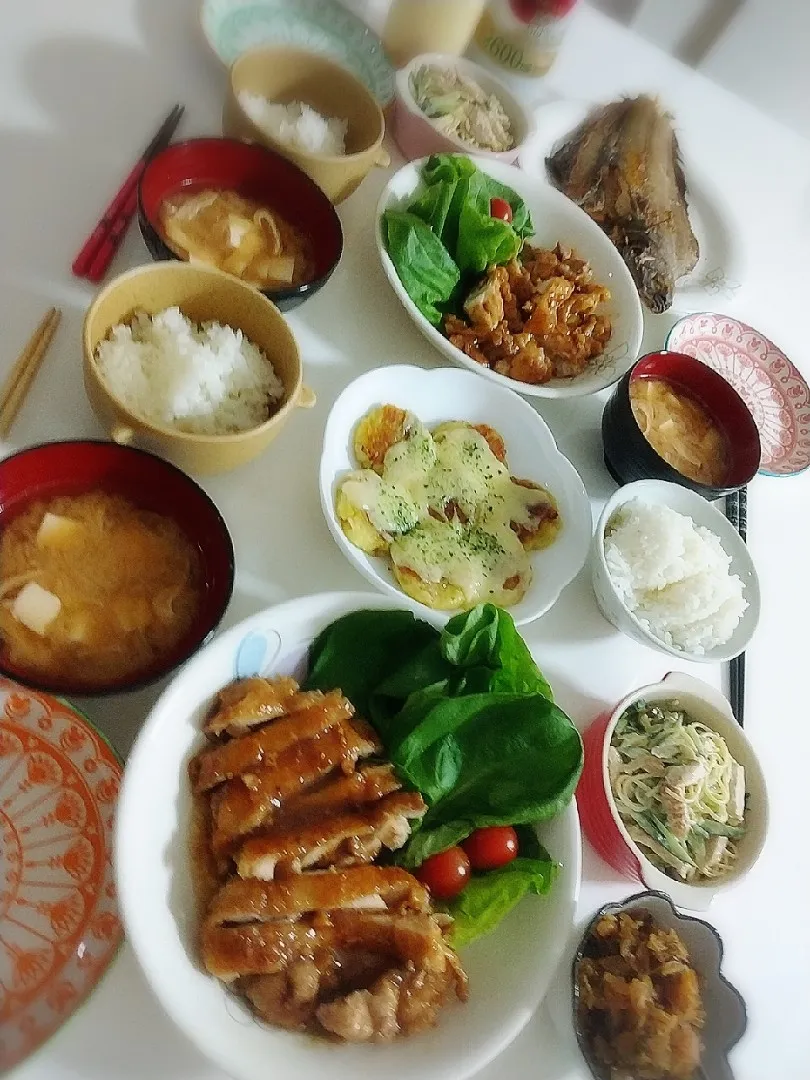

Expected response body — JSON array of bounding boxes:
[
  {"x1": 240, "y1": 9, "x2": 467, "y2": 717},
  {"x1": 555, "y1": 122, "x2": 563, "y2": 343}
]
[{"x1": 0, "y1": 308, "x2": 62, "y2": 438}]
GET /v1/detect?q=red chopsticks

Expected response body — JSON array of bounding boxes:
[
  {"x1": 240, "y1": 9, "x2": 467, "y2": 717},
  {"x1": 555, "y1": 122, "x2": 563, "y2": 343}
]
[{"x1": 72, "y1": 104, "x2": 185, "y2": 284}]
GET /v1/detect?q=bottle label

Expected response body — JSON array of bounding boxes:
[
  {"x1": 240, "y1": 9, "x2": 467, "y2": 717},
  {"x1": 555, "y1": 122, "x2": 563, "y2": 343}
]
[{"x1": 475, "y1": 2, "x2": 572, "y2": 76}]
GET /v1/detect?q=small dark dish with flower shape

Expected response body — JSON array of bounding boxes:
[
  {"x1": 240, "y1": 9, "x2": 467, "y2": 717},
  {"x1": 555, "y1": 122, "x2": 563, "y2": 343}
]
[
  {"x1": 573, "y1": 890, "x2": 746, "y2": 1080},
  {"x1": 602, "y1": 351, "x2": 761, "y2": 500}
]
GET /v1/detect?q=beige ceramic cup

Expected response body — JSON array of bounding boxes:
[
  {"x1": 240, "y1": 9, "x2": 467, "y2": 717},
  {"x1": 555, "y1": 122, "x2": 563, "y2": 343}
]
[
  {"x1": 83, "y1": 263, "x2": 315, "y2": 477},
  {"x1": 223, "y1": 47, "x2": 389, "y2": 204}
]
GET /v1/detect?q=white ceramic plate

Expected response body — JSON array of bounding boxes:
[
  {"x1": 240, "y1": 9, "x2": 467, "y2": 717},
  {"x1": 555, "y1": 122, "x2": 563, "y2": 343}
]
[
  {"x1": 319, "y1": 366, "x2": 593, "y2": 626},
  {"x1": 375, "y1": 157, "x2": 644, "y2": 399},
  {"x1": 116, "y1": 591, "x2": 581, "y2": 1080},
  {"x1": 519, "y1": 99, "x2": 747, "y2": 305}
]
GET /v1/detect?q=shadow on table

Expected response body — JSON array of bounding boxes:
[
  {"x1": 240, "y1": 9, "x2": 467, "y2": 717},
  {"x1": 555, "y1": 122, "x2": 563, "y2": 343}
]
[{"x1": 47, "y1": 947, "x2": 221, "y2": 1080}]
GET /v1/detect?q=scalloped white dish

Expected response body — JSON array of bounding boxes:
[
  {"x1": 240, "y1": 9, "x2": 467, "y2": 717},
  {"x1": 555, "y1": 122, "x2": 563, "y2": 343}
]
[
  {"x1": 375, "y1": 157, "x2": 644, "y2": 399},
  {"x1": 116, "y1": 591, "x2": 582, "y2": 1080},
  {"x1": 319, "y1": 366, "x2": 593, "y2": 626}
]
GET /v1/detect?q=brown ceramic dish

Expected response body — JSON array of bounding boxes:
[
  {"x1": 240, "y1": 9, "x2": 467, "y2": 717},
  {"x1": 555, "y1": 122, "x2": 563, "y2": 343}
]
[
  {"x1": 82, "y1": 263, "x2": 314, "y2": 476},
  {"x1": 223, "y1": 46, "x2": 389, "y2": 203}
]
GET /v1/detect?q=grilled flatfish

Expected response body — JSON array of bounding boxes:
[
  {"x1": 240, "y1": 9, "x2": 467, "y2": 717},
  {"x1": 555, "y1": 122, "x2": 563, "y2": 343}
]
[{"x1": 547, "y1": 96, "x2": 699, "y2": 313}]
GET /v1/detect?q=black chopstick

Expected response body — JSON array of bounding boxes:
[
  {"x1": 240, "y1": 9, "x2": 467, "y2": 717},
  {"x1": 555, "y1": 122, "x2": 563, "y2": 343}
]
[{"x1": 725, "y1": 487, "x2": 747, "y2": 726}]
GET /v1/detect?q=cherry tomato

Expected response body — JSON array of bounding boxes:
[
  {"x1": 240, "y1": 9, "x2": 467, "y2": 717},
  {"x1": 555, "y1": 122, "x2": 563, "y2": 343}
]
[
  {"x1": 416, "y1": 847, "x2": 471, "y2": 900},
  {"x1": 489, "y1": 197, "x2": 513, "y2": 223},
  {"x1": 461, "y1": 826, "x2": 519, "y2": 871}
]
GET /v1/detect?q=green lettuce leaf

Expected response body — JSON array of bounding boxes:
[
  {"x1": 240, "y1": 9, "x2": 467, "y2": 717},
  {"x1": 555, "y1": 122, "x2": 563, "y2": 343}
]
[
  {"x1": 382, "y1": 210, "x2": 459, "y2": 325},
  {"x1": 382, "y1": 155, "x2": 535, "y2": 324},
  {"x1": 443, "y1": 851, "x2": 558, "y2": 948},
  {"x1": 305, "y1": 606, "x2": 582, "y2": 874}
]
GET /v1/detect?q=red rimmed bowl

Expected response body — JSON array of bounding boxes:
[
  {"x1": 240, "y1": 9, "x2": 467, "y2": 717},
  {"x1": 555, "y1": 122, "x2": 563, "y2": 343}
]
[
  {"x1": 0, "y1": 441, "x2": 235, "y2": 697},
  {"x1": 577, "y1": 672, "x2": 768, "y2": 911},
  {"x1": 602, "y1": 350, "x2": 761, "y2": 499},
  {"x1": 138, "y1": 137, "x2": 344, "y2": 311}
]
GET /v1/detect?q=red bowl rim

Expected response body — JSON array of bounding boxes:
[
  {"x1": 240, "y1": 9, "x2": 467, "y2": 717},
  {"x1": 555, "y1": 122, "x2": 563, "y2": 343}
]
[
  {"x1": 0, "y1": 440, "x2": 235, "y2": 698},
  {"x1": 137, "y1": 136, "x2": 344, "y2": 298}
]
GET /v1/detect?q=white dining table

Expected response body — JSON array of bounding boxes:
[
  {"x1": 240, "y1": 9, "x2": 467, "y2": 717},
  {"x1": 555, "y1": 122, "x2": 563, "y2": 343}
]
[{"x1": 1, "y1": 1, "x2": 808, "y2": 1078}]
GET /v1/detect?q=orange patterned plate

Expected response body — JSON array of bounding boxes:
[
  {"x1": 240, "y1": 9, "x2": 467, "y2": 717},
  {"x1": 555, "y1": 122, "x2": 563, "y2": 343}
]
[{"x1": 0, "y1": 678, "x2": 122, "y2": 1072}]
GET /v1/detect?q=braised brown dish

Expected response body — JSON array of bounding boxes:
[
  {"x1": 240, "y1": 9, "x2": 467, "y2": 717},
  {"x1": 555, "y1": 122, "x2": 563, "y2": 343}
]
[{"x1": 575, "y1": 908, "x2": 705, "y2": 1080}]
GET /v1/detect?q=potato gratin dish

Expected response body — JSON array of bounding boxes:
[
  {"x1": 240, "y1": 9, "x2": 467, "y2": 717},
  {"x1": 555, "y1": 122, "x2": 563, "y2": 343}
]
[
  {"x1": 190, "y1": 676, "x2": 467, "y2": 1042},
  {"x1": 335, "y1": 405, "x2": 562, "y2": 611}
]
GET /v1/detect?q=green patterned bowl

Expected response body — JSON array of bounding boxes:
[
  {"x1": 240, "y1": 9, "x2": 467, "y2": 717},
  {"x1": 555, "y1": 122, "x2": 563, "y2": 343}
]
[{"x1": 200, "y1": 0, "x2": 395, "y2": 105}]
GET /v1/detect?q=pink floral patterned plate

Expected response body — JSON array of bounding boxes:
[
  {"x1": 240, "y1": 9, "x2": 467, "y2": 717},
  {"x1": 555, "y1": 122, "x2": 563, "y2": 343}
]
[
  {"x1": 0, "y1": 679, "x2": 122, "y2": 1072},
  {"x1": 667, "y1": 313, "x2": 810, "y2": 476}
]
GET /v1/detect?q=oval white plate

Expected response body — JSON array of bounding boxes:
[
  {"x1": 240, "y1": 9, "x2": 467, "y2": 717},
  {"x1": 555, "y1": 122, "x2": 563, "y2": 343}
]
[
  {"x1": 376, "y1": 157, "x2": 644, "y2": 399},
  {"x1": 116, "y1": 591, "x2": 581, "y2": 1080},
  {"x1": 319, "y1": 366, "x2": 593, "y2": 626},
  {"x1": 519, "y1": 99, "x2": 747, "y2": 306}
]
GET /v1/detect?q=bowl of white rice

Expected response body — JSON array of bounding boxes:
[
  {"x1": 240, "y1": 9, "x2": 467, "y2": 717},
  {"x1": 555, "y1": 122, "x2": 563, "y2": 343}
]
[
  {"x1": 223, "y1": 46, "x2": 389, "y2": 204},
  {"x1": 83, "y1": 262, "x2": 313, "y2": 476},
  {"x1": 591, "y1": 480, "x2": 759, "y2": 663}
]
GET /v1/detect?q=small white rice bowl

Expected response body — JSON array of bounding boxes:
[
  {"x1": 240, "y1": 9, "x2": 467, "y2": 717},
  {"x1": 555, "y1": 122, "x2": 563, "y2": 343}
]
[
  {"x1": 95, "y1": 307, "x2": 284, "y2": 436},
  {"x1": 604, "y1": 499, "x2": 747, "y2": 655}
]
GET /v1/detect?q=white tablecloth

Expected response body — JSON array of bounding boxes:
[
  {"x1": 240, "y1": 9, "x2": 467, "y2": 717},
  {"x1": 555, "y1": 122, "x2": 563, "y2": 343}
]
[{"x1": 1, "y1": 2, "x2": 808, "y2": 1078}]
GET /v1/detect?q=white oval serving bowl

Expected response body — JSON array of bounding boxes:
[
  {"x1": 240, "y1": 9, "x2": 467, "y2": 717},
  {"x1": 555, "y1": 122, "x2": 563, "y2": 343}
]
[
  {"x1": 579, "y1": 672, "x2": 769, "y2": 911},
  {"x1": 319, "y1": 365, "x2": 593, "y2": 627},
  {"x1": 375, "y1": 156, "x2": 644, "y2": 399},
  {"x1": 392, "y1": 53, "x2": 534, "y2": 164},
  {"x1": 116, "y1": 591, "x2": 582, "y2": 1080},
  {"x1": 590, "y1": 479, "x2": 760, "y2": 663}
]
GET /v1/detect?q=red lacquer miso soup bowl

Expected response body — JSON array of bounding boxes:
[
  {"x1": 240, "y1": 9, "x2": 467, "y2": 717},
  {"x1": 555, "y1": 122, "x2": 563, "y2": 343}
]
[
  {"x1": 577, "y1": 672, "x2": 768, "y2": 910},
  {"x1": 601, "y1": 350, "x2": 761, "y2": 500},
  {"x1": 0, "y1": 441, "x2": 234, "y2": 697},
  {"x1": 138, "y1": 137, "x2": 344, "y2": 312}
]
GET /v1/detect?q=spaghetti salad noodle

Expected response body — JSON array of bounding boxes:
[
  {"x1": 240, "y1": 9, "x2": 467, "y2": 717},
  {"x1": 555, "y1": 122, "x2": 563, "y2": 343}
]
[{"x1": 609, "y1": 699, "x2": 746, "y2": 881}]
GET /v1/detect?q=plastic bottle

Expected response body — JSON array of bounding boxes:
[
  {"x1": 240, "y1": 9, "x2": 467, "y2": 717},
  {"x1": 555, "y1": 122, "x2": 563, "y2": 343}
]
[{"x1": 472, "y1": 0, "x2": 579, "y2": 79}]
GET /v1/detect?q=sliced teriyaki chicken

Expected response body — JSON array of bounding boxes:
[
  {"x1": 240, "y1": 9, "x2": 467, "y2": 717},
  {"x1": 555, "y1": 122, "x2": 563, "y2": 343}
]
[
  {"x1": 209, "y1": 719, "x2": 382, "y2": 856},
  {"x1": 234, "y1": 912, "x2": 468, "y2": 1037},
  {"x1": 189, "y1": 690, "x2": 355, "y2": 792},
  {"x1": 316, "y1": 961, "x2": 468, "y2": 1041},
  {"x1": 235, "y1": 791, "x2": 427, "y2": 879},
  {"x1": 190, "y1": 676, "x2": 467, "y2": 1041},
  {"x1": 201, "y1": 918, "x2": 322, "y2": 981},
  {"x1": 276, "y1": 763, "x2": 402, "y2": 824},
  {"x1": 207, "y1": 867, "x2": 430, "y2": 924},
  {"x1": 204, "y1": 676, "x2": 302, "y2": 737}
]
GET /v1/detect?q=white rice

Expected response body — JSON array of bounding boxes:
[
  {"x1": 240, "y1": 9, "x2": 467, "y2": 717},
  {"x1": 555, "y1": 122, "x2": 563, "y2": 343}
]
[
  {"x1": 604, "y1": 499, "x2": 747, "y2": 654},
  {"x1": 95, "y1": 307, "x2": 284, "y2": 436},
  {"x1": 238, "y1": 93, "x2": 348, "y2": 156}
]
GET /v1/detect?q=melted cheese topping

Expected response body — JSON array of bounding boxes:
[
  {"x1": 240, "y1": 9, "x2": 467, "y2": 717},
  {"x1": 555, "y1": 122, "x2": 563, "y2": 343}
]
[{"x1": 338, "y1": 417, "x2": 561, "y2": 608}]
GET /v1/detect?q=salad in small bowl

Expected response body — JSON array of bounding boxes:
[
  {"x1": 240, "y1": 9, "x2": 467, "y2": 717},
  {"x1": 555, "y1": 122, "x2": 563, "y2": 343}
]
[{"x1": 376, "y1": 154, "x2": 643, "y2": 399}]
